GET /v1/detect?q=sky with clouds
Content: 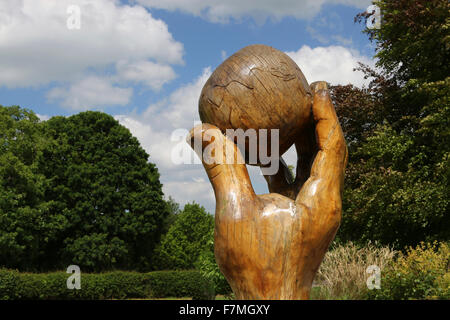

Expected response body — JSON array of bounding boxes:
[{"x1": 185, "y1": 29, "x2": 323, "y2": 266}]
[{"x1": 0, "y1": 0, "x2": 375, "y2": 213}]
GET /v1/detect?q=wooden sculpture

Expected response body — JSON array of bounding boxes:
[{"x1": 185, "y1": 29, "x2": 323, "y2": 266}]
[{"x1": 187, "y1": 44, "x2": 348, "y2": 299}]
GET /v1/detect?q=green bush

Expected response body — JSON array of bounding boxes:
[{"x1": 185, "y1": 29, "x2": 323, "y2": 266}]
[
  {"x1": 368, "y1": 242, "x2": 450, "y2": 300},
  {"x1": 195, "y1": 249, "x2": 231, "y2": 295},
  {"x1": 0, "y1": 269, "x2": 214, "y2": 300},
  {"x1": 146, "y1": 270, "x2": 215, "y2": 300},
  {"x1": 194, "y1": 228, "x2": 232, "y2": 295},
  {"x1": 0, "y1": 269, "x2": 20, "y2": 300},
  {"x1": 11, "y1": 271, "x2": 146, "y2": 300}
]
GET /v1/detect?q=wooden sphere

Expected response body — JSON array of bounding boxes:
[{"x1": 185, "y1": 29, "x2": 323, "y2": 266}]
[{"x1": 199, "y1": 44, "x2": 313, "y2": 164}]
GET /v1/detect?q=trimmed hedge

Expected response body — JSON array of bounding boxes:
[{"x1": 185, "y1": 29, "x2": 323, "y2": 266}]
[{"x1": 0, "y1": 269, "x2": 215, "y2": 300}]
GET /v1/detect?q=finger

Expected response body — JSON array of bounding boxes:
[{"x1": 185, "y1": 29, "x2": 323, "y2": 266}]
[
  {"x1": 186, "y1": 123, "x2": 256, "y2": 211},
  {"x1": 295, "y1": 85, "x2": 347, "y2": 213},
  {"x1": 312, "y1": 90, "x2": 345, "y2": 153}
]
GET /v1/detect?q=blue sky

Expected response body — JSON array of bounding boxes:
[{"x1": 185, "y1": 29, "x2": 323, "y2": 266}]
[{"x1": 0, "y1": 0, "x2": 375, "y2": 213}]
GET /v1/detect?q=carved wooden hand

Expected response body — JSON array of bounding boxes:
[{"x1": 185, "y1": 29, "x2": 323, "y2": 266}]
[{"x1": 187, "y1": 82, "x2": 348, "y2": 300}]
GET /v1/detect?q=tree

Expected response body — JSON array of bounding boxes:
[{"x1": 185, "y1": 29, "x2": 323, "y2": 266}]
[
  {"x1": 38, "y1": 111, "x2": 168, "y2": 271},
  {"x1": 357, "y1": 0, "x2": 449, "y2": 84},
  {"x1": 0, "y1": 108, "x2": 169, "y2": 271},
  {"x1": 336, "y1": 79, "x2": 449, "y2": 248},
  {"x1": 0, "y1": 106, "x2": 50, "y2": 270},
  {"x1": 161, "y1": 196, "x2": 181, "y2": 235},
  {"x1": 333, "y1": 0, "x2": 449, "y2": 249},
  {"x1": 153, "y1": 203, "x2": 214, "y2": 270}
]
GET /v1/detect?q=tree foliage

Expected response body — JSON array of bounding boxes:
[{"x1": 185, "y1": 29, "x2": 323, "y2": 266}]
[
  {"x1": 333, "y1": 0, "x2": 450, "y2": 249},
  {"x1": 194, "y1": 227, "x2": 232, "y2": 295},
  {"x1": 153, "y1": 203, "x2": 214, "y2": 270},
  {"x1": 0, "y1": 108, "x2": 168, "y2": 271},
  {"x1": 357, "y1": 0, "x2": 449, "y2": 84},
  {"x1": 0, "y1": 106, "x2": 48, "y2": 269}
]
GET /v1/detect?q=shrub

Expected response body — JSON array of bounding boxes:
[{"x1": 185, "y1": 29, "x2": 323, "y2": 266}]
[
  {"x1": 369, "y1": 241, "x2": 450, "y2": 300},
  {"x1": 194, "y1": 228, "x2": 232, "y2": 296},
  {"x1": 0, "y1": 269, "x2": 20, "y2": 300},
  {"x1": 11, "y1": 271, "x2": 147, "y2": 300},
  {"x1": 0, "y1": 269, "x2": 214, "y2": 300},
  {"x1": 146, "y1": 270, "x2": 215, "y2": 300},
  {"x1": 312, "y1": 242, "x2": 396, "y2": 300}
]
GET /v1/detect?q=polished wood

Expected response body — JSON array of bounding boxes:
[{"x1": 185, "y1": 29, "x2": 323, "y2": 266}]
[
  {"x1": 189, "y1": 45, "x2": 348, "y2": 300},
  {"x1": 199, "y1": 44, "x2": 313, "y2": 164}
]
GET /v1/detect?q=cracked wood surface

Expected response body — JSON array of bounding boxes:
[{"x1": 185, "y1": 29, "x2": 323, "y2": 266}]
[{"x1": 199, "y1": 44, "x2": 313, "y2": 164}]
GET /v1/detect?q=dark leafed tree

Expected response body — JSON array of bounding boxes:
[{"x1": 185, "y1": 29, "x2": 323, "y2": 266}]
[
  {"x1": 356, "y1": 0, "x2": 449, "y2": 84},
  {"x1": 39, "y1": 111, "x2": 169, "y2": 271},
  {"x1": 0, "y1": 107, "x2": 169, "y2": 271},
  {"x1": 332, "y1": 0, "x2": 449, "y2": 249}
]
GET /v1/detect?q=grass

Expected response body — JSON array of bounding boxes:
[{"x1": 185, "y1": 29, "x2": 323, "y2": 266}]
[{"x1": 312, "y1": 242, "x2": 396, "y2": 300}]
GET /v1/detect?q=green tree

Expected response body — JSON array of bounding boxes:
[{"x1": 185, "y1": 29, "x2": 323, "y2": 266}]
[
  {"x1": 333, "y1": 0, "x2": 450, "y2": 249},
  {"x1": 154, "y1": 203, "x2": 214, "y2": 270},
  {"x1": 337, "y1": 80, "x2": 449, "y2": 248},
  {"x1": 195, "y1": 227, "x2": 232, "y2": 295},
  {"x1": 161, "y1": 196, "x2": 181, "y2": 235},
  {"x1": 38, "y1": 111, "x2": 168, "y2": 271},
  {"x1": 0, "y1": 108, "x2": 168, "y2": 271},
  {"x1": 0, "y1": 106, "x2": 50, "y2": 270},
  {"x1": 357, "y1": 0, "x2": 449, "y2": 84}
]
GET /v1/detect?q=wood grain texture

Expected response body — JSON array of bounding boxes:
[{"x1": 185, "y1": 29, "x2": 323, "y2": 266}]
[
  {"x1": 189, "y1": 45, "x2": 348, "y2": 300},
  {"x1": 199, "y1": 44, "x2": 313, "y2": 165}
]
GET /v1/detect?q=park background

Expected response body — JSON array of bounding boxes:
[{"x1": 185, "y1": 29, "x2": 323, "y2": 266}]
[{"x1": 0, "y1": 0, "x2": 448, "y2": 299}]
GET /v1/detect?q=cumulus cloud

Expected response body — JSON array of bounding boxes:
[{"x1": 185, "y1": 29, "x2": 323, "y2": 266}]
[
  {"x1": 115, "y1": 60, "x2": 177, "y2": 91},
  {"x1": 136, "y1": 0, "x2": 371, "y2": 23},
  {"x1": 286, "y1": 45, "x2": 374, "y2": 87},
  {"x1": 47, "y1": 76, "x2": 133, "y2": 110},
  {"x1": 0, "y1": 0, "x2": 183, "y2": 109}
]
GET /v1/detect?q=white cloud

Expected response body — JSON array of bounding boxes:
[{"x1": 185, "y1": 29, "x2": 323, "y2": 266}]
[
  {"x1": 0, "y1": 0, "x2": 183, "y2": 108},
  {"x1": 137, "y1": 0, "x2": 371, "y2": 23},
  {"x1": 286, "y1": 45, "x2": 374, "y2": 87},
  {"x1": 115, "y1": 60, "x2": 177, "y2": 91},
  {"x1": 144, "y1": 67, "x2": 212, "y2": 131},
  {"x1": 36, "y1": 114, "x2": 50, "y2": 121},
  {"x1": 163, "y1": 180, "x2": 215, "y2": 211},
  {"x1": 47, "y1": 76, "x2": 133, "y2": 110}
]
